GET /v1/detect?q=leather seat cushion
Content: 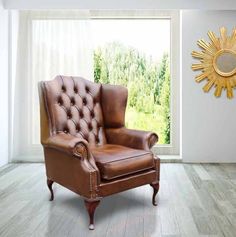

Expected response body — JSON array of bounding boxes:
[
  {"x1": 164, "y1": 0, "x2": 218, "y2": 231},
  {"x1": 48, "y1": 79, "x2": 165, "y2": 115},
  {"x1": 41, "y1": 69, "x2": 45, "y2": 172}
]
[{"x1": 91, "y1": 144, "x2": 154, "y2": 180}]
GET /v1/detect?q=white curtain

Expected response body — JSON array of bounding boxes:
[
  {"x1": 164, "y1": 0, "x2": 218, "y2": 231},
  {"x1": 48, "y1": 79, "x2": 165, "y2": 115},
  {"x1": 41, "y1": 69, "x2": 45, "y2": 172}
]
[{"x1": 11, "y1": 11, "x2": 93, "y2": 162}]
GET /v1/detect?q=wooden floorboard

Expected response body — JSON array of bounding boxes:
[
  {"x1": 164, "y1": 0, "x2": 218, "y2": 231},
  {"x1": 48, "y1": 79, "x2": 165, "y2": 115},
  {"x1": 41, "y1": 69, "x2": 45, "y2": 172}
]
[{"x1": 0, "y1": 163, "x2": 236, "y2": 237}]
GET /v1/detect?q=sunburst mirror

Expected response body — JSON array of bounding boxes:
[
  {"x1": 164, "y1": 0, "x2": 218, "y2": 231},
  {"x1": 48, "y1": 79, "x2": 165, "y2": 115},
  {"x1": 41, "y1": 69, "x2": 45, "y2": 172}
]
[{"x1": 191, "y1": 27, "x2": 236, "y2": 99}]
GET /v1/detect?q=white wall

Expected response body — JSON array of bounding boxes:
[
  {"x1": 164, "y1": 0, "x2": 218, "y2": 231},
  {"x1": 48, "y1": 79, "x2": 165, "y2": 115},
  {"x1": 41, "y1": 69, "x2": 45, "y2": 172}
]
[
  {"x1": 182, "y1": 10, "x2": 236, "y2": 163},
  {"x1": 0, "y1": 0, "x2": 9, "y2": 167},
  {"x1": 3, "y1": 0, "x2": 236, "y2": 10}
]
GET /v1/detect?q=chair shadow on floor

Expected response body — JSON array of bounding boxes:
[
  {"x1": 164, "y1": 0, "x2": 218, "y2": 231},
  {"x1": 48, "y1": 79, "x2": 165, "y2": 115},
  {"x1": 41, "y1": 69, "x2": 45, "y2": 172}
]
[{"x1": 44, "y1": 185, "x2": 157, "y2": 237}]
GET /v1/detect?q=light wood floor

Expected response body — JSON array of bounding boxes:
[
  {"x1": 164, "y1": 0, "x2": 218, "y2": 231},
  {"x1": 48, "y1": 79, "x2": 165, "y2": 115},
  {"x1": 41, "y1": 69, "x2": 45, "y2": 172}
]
[{"x1": 0, "y1": 163, "x2": 236, "y2": 237}]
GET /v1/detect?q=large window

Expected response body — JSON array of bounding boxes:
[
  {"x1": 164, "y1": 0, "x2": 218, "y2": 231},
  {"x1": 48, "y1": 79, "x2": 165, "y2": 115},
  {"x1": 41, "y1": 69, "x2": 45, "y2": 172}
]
[
  {"x1": 11, "y1": 11, "x2": 180, "y2": 162},
  {"x1": 91, "y1": 19, "x2": 170, "y2": 144}
]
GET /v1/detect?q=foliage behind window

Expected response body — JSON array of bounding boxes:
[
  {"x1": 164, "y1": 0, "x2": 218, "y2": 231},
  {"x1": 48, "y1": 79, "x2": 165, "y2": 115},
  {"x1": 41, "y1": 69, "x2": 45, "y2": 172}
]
[{"x1": 94, "y1": 42, "x2": 170, "y2": 144}]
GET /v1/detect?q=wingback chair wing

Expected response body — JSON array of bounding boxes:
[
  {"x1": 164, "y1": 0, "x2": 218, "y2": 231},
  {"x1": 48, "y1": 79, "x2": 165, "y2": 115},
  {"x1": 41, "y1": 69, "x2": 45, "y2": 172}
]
[{"x1": 38, "y1": 75, "x2": 160, "y2": 230}]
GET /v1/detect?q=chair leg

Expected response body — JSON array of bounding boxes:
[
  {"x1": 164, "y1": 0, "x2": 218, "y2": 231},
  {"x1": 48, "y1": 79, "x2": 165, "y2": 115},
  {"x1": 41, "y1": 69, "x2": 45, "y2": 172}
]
[
  {"x1": 84, "y1": 199, "x2": 100, "y2": 230},
  {"x1": 47, "y1": 179, "x2": 54, "y2": 201},
  {"x1": 150, "y1": 182, "x2": 159, "y2": 206}
]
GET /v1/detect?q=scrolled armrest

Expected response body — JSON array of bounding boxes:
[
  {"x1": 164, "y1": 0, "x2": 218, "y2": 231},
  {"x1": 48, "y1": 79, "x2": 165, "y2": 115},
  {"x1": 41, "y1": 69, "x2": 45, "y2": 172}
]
[
  {"x1": 44, "y1": 133, "x2": 100, "y2": 179},
  {"x1": 44, "y1": 133, "x2": 89, "y2": 158},
  {"x1": 43, "y1": 133, "x2": 101, "y2": 197},
  {"x1": 73, "y1": 143, "x2": 89, "y2": 160},
  {"x1": 105, "y1": 127, "x2": 158, "y2": 151}
]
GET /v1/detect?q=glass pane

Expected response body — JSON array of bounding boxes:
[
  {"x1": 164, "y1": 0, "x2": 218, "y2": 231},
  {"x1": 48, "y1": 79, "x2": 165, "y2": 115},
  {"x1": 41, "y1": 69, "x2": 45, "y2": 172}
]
[{"x1": 91, "y1": 19, "x2": 171, "y2": 144}]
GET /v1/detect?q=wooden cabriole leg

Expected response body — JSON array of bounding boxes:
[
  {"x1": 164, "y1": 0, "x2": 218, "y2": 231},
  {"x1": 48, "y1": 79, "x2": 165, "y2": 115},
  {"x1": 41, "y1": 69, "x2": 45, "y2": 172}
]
[
  {"x1": 84, "y1": 199, "x2": 101, "y2": 230},
  {"x1": 47, "y1": 179, "x2": 54, "y2": 201},
  {"x1": 150, "y1": 182, "x2": 160, "y2": 206}
]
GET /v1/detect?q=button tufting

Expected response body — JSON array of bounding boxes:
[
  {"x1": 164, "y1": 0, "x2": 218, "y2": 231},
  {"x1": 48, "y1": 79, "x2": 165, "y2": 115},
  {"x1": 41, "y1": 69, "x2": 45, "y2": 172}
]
[
  {"x1": 62, "y1": 86, "x2": 66, "y2": 92},
  {"x1": 67, "y1": 110, "x2": 72, "y2": 119},
  {"x1": 88, "y1": 123, "x2": 93, "y2": 130},
  {"x1": 74, "y1": 87, "x2": 78, "y2": 93},
  {"x1": 90, "y1": 111, "x2": 95, "y2": 118},
  {"x1": 80, "y1": 111, "x2": 84, "y2": 118},
  {"x1": 71, "y1": 98, "x2": 75, "y2": 106},
  {"x1": 83, "y1": 98, "x2": 87, "y2": 105},
  {"x1": 76, "y1": 125, "x2": 80, "y2": 132},
  {"x1": 85, "y1": 86, "x2": 89, "y2": 93}
]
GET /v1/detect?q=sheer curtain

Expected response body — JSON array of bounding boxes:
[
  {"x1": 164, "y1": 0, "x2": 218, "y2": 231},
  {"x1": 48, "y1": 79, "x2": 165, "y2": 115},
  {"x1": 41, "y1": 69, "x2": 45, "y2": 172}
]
[{"x1": 11, "y1": 11, "x2": 94, "y2": 162}]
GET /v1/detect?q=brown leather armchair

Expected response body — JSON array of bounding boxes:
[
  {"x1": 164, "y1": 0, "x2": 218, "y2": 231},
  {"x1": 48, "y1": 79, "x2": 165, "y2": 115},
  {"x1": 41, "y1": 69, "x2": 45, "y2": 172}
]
[{"x1": 38, "y1": 75, "x2": 160, "y2": 230}]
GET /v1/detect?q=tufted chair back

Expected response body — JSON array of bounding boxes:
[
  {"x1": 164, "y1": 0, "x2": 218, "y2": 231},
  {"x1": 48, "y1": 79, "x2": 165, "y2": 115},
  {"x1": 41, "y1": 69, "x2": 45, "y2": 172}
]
[{"x1": 40, "y1": 75, "x2": 107, "y2": 146}]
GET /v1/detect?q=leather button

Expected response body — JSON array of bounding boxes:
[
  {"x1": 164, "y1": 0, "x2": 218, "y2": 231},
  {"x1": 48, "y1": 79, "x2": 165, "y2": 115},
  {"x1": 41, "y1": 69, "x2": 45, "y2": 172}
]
[
  {"x1": 67, "y1": 110, "x2": 72, "y2": 119},
  {"x1": 80, "y1": 112, "x2": 84, "y2": 118},
  {"x1": 88, "y1": 123, "x2": 92, "y2": 130},
  {"x1": 64, "y1": 129, "x2": 68, "y2": 133},
  {"x1": 62, "y1": 86, "x2": 66, "y2": 92},
  {"x1": 83, "y1": 98, "x2": 87, "y2": 105},
  {"x1": 71, "y1": 98, "x2": 75, "y2": 106},
  {"x1": 85, "y1": 86, "x2": 89, "y2": 93},
  {"x1": 91, "y1": 111, "x2": 95, "y2": 118},
  {"x1": 74, "y1": 87, "x2": 78, "y2": 93},
  {"x1": 76, "y1": 126, "x2": 80, "y2": 132}
]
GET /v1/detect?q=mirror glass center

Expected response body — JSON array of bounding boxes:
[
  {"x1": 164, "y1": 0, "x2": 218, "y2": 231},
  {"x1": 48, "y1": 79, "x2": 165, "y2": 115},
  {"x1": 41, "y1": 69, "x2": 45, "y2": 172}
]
[{"x1": 215, "y1": 51, "x2": 236, "y2": 74}]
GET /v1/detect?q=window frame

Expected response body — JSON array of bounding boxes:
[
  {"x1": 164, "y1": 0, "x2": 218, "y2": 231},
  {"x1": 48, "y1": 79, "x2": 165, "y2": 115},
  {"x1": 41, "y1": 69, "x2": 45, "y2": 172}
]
[{"x1": 89, "y1": 11, "x2": 180, "y2": 155}]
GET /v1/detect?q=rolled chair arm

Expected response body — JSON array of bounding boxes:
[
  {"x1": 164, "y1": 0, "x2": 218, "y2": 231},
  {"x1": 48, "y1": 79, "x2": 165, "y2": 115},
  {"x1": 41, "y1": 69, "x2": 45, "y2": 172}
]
[
  {"x1": 44, "y1": 133, "x2": 99, "y2": 173},
  {"x1": 45, "y1": 133, "x2": 89, "y2": 158},
  {"x1": 43, "y1": 133, "x2": 101, "y2": 198},
  {"x1": 105, "y1": 127, "x2": 158, "y2": 151}
]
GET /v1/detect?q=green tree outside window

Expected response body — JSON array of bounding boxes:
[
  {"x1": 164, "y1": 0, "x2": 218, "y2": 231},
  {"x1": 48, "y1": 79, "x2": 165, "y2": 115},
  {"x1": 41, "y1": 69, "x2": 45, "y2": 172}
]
[{"x1": 94, "y1": 42, "x2": 170, "y2": 144}]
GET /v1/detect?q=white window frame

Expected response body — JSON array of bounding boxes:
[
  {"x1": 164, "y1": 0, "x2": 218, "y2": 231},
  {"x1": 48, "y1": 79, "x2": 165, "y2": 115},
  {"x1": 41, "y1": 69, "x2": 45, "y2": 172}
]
[
  {"x1": 90, "y1": 10, "x2": 180, "y2": 156},
  {"x1": 10, "y1": 10, "x2": 180, "y2": 162}
]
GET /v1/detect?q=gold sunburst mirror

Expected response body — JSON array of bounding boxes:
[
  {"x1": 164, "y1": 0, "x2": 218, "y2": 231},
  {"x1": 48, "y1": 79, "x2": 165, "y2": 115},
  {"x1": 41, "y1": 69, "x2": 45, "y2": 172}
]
[{"x1": 192, "y1": 27, "x2": 236, "y2": 99}]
